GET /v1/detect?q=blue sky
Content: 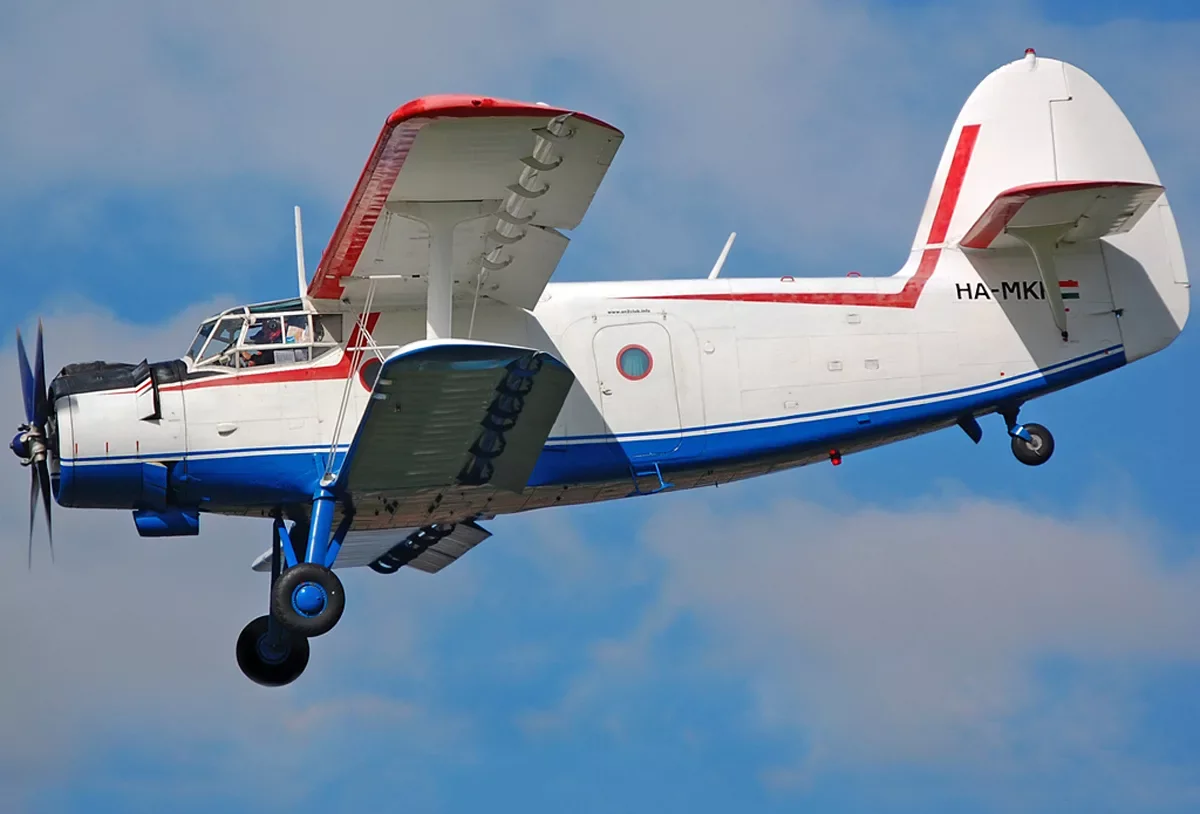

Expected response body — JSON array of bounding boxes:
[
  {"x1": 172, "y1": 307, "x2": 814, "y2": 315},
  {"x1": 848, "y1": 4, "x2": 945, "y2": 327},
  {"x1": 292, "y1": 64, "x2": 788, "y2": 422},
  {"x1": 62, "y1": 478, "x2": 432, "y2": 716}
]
[{"x1": 3, "y1": 1, "x2": 1200, "y2": 812}]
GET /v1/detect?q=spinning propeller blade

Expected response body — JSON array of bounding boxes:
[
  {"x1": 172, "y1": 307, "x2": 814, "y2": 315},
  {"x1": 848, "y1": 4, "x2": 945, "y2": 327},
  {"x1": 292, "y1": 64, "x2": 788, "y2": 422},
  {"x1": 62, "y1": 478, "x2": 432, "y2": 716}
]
[
  {"x1": 33, "y1": 321, "x2": 47, "y2": 427},
  {"x1": 16, "y1": 329, "x2": 35, "y2": 424},
  {"x1": 37, "y1": 459, "x2": 54, "y2": 565},
  {"x1": 14, "y1": 321, "x2": 54, "y2": 568}
]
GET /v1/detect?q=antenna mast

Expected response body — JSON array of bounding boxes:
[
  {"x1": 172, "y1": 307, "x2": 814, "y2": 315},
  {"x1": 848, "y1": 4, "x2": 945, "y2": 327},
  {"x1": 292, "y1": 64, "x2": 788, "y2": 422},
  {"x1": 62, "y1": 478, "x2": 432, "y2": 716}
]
[
  {"x1": 294, "y1": 205, "x2": 311, "y2": 308},
  {"x1": 708, "y1": 232, "x2": 737, "y2": 279}
]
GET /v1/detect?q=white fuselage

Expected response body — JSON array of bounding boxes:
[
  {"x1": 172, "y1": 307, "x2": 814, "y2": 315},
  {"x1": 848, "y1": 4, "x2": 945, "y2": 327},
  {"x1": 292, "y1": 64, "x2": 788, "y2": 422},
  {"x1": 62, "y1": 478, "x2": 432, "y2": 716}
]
[
  {"x1": 51, "y1": 221, "x2": 1186, "y2": 528},
  {"x1": 48, "y1": 54, "x2": 1192, "y2": 528}
]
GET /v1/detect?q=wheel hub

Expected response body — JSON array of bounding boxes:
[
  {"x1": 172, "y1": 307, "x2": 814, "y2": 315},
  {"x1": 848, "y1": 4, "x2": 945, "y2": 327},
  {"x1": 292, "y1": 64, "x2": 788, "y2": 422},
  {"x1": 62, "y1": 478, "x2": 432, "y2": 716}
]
[
  {"x1": 255, "y1": 632, "x2": 290, "y2": 665},
  {"x1": 292, "y1": 582, "x2": 328, "y2": 617}
]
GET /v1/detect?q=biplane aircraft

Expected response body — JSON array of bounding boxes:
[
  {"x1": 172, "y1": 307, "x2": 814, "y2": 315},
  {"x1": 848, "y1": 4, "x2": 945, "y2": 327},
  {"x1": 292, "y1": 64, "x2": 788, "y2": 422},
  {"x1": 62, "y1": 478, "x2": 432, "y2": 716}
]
[{"x1": 11, "y1": 51, "x2": 1190, "y2": 686}]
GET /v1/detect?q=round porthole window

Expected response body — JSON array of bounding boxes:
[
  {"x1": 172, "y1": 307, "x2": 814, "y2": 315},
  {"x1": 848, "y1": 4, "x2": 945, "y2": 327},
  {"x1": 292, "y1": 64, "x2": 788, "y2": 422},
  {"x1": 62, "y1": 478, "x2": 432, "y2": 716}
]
[{"x1": 617, "y1": 345, "x2": 653, "y2": 381}]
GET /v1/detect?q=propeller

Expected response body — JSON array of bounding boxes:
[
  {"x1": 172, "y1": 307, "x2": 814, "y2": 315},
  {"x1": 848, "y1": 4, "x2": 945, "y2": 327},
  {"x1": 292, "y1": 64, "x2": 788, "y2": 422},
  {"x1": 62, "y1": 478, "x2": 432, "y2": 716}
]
[{"x1": 11, "y1": 320, "x2": 54, "y2": 568}]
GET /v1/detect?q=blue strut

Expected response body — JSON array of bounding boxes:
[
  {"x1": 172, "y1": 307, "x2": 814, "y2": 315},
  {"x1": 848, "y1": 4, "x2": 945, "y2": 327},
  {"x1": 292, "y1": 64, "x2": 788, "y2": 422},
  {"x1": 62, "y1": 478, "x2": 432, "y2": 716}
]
[{"x1": 299, "y1": 487, "x2": 355, "y2": 569}]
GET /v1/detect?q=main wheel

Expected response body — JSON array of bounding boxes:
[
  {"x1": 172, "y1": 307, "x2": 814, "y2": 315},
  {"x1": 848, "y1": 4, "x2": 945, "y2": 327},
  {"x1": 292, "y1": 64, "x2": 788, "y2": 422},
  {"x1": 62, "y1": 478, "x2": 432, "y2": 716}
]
[
  {"x1": 271, "y1": 562, "x2": 346, "y2": 638},
  {"x1": 1011, "y1": 422, "x2": 1055, "y2": 466},
  {"x1": 236, "y1": 615, "x2": 310, "y2": 687}
]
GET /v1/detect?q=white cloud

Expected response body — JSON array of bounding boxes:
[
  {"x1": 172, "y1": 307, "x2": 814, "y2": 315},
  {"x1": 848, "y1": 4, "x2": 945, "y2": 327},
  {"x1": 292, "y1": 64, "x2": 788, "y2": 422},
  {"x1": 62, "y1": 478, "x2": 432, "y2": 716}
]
[
  {"x1": 649, "y1": 493, "x2": 1200, "y2": 767},
  {"x1": 516, "y1": 485, "x2": 1200, "y2": 805},
  {"x1": 4, "y1": 2, "x2": 1200, "y2": 807},
  {"x1": 2, "y1": 1, "x2": 1198, "y2": 277}
]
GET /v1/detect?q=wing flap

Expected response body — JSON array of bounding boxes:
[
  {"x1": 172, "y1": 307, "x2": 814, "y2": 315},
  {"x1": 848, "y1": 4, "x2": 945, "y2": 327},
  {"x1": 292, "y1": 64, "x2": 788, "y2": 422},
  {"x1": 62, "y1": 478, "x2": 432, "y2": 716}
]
[
  {"x1": 960, "y1": 180, "x2": 1164, "y2": 250},
  {"x1": 338, "y1": 339, "x2": 575, "y2": 498}
]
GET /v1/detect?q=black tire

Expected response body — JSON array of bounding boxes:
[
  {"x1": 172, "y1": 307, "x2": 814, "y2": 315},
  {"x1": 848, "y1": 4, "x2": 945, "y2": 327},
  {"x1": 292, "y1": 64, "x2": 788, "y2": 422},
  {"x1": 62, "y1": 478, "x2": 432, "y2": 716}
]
[
  {"x1": 235, "y1": 615, "x2": 310, "y2": 687},
  {"x1": 1011, "y1": 422, "x2": 1055, "y2": 466},
  {"x1": 271, "y1": 562, "x2": 346, "y2": 638}
]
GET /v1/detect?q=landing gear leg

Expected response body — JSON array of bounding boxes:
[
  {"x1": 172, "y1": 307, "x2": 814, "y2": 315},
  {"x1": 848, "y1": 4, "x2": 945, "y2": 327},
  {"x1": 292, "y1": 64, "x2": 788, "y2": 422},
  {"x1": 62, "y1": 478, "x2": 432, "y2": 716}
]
[
  {"x1": 1002, "y1": 407, "x2": 1055, "y2": 466},
  {"x1": 236, "y1": 514, "x2": 310, "y2": 686},
  {"x1": 269, "y1": 489, "x2": 354, "y2": 638}
]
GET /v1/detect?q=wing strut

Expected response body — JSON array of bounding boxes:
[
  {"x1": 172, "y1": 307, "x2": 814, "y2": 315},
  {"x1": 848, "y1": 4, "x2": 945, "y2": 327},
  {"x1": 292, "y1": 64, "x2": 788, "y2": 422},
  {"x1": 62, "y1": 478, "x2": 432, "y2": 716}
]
[
  {"x1": 1007, "y1": 223, "x2": 1073, "y2": 342},
  {"x1": 324, "y1": 280, "x2": 381, "y2": 482},
  {"x1": 384, "y1": 201, "x2": 494, "y2": 340}
]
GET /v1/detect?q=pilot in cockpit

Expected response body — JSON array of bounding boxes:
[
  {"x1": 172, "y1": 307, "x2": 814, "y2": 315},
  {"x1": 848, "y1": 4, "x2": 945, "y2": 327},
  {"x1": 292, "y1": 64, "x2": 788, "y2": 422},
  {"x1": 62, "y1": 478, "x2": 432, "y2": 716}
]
[{"x1": 242, "y1": 318, "x2": 283, "y2": 367}]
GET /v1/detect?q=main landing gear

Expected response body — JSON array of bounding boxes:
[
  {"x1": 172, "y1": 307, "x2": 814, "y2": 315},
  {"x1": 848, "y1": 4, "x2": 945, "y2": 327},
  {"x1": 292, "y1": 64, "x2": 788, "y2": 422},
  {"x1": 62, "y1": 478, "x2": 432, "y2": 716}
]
[
  {"x1": 1002, "y1": 408, "x2": 1055, "y2": 467},
  {"x1": 236, "y1": 493, "x2": 354, "y2": 687}
]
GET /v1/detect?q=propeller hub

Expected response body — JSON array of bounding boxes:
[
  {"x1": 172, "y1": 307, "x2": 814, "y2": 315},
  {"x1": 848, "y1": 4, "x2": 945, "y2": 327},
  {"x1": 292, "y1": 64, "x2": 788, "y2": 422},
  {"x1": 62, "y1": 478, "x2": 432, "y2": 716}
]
[
  {"x1": 10, "y1": 430, "x2": 31, "y2": 462},
  {"x1": 9, "y1": 424, "x2": 46, "y2": 466}
]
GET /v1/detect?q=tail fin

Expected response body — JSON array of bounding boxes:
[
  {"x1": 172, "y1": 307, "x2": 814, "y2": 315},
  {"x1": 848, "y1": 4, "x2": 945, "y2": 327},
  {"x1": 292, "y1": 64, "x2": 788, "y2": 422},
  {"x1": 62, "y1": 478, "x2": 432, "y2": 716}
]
[{"x1": 913, "y1": 50, "x2": 1189, "y2": 357}]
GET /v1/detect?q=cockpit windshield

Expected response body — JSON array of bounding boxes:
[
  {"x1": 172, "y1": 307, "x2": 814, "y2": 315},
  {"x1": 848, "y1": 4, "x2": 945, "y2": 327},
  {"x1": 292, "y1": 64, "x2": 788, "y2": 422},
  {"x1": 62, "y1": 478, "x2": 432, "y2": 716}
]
[
  {"x1": 199, "y1": 317, "x2": 246, "y2": 363},
  {"x1": 186, "y1": 320, "x2": 215, "y2": 360},
  {"x1": 185, "y1": 299, "x2": 343, "y2": 370}
]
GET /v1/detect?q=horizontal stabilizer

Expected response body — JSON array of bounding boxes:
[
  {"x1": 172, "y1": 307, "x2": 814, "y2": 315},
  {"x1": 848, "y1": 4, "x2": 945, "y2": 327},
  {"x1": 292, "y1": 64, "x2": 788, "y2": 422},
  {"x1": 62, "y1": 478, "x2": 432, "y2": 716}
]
[
  {"x1": 337, "y1": 339, "x2": 575, "y2": 498},
  {"x1": 960, "y1": 180, "x2": 1164, "y2": 250}
]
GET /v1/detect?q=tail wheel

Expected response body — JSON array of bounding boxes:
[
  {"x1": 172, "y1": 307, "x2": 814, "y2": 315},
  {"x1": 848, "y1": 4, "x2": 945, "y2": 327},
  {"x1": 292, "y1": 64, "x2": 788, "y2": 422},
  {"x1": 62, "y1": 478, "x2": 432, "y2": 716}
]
[{"x1": 1011, "y1": 422, "x2": 1055, "y2": 466}]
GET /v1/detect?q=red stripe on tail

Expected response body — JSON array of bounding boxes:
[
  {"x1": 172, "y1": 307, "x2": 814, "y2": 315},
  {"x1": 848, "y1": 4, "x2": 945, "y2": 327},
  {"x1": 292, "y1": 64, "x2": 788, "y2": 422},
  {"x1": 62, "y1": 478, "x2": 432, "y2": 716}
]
[{"x1": 627, "y1": 124, "x2": 981, "y2": 308}]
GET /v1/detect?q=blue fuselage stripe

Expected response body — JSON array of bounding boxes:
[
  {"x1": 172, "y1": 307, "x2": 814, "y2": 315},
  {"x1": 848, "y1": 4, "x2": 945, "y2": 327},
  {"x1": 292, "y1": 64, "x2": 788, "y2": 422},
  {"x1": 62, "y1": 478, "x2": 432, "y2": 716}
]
[{"x1": 55, "y1": 346, "x2": 1125, "y2": 509}]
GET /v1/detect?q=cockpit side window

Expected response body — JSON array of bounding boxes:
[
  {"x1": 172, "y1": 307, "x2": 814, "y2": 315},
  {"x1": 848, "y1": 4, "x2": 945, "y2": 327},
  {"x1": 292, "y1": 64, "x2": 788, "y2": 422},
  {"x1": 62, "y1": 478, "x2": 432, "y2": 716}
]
[
  {"x1": 188, "y1": 309, "x2": 344, "y2": 370},
  {"x1": 312, "y1": 315, "x2": 342, "y2": 344},
  {"x1": 245, "y1": 317, "x2": 284, "y2": 346},
  {"x1": 239, "y1": 317, "x2": 286, "y2": 367},
  {"x1": 285, "y1": 315, "x2": 311, "y2": 344}
]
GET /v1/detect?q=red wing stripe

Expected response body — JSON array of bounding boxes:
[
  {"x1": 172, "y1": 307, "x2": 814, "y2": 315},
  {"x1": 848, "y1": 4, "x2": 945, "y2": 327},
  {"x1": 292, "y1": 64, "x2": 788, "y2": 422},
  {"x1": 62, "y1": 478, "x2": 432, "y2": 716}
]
[
  {"x1": 631, "y1": 124, "x2": 980, "y2": 308},
  {"x1": 307, "y1": 123, "x2": 423, "y2": 301}
]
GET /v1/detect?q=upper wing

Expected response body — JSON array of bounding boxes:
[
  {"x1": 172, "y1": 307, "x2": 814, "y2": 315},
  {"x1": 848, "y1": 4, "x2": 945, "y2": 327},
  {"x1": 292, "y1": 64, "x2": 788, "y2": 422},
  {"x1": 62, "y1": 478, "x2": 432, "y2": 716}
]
[
  {"x1": 307, "y1": 96, "x2": 624, "y2": 311},
  {"x1": 960, "y1": 180, "x2": 1164, "y2": 250},
  {"x1": 336, "y1": 338, "x2": 575, "y2": 499}
]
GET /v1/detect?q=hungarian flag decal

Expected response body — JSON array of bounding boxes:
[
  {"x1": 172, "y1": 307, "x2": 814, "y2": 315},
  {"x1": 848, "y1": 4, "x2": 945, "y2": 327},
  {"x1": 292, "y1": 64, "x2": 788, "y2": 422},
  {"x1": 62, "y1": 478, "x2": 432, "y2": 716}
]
[{"x1": 1059, "y1": 280, "x2": 1080, "y2": 300}]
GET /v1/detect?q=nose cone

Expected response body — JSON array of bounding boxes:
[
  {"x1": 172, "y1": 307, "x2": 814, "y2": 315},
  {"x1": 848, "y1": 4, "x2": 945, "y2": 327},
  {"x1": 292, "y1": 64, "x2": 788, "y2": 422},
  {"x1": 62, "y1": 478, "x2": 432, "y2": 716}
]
[{"x1": 10, "y1": 430, "x2": 30, "y2": 461}]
